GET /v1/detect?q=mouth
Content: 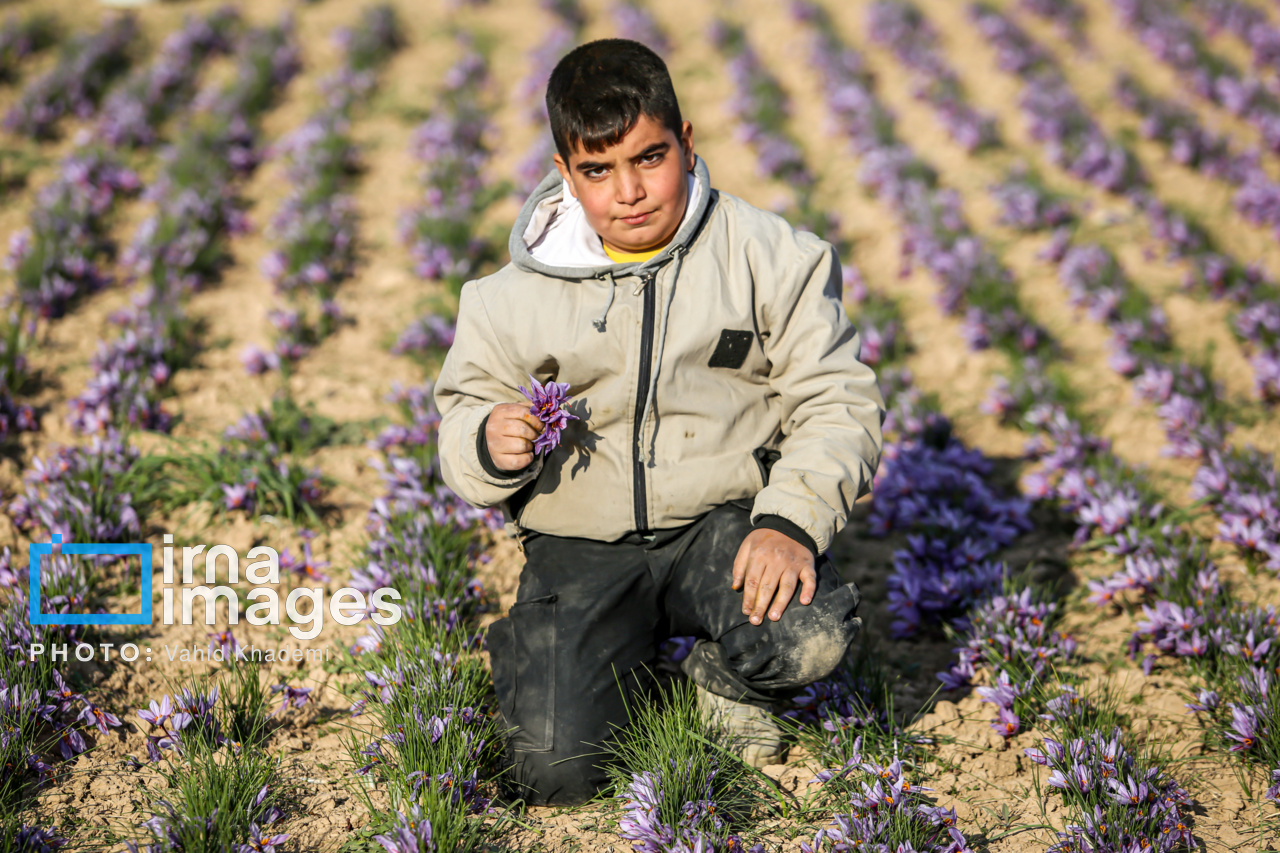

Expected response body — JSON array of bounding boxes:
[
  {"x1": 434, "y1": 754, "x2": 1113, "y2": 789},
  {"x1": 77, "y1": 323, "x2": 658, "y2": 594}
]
[{"x1": 619, "y1": 210, "x2": 654, "y2": 225}]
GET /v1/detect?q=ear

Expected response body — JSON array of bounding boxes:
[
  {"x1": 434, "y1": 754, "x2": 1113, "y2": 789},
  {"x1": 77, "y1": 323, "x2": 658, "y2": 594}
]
[
  {"x1": 553, "y1": 153, "x2": 578, "y2": 198},
  {"x1": 680, "y1": 120, "x2": 695, "y2": 171}
]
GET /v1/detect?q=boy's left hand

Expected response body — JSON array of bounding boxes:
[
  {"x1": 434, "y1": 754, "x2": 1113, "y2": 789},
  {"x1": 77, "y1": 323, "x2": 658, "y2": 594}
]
[{"x1": 732, "y1": 530, "x2": 817, "y2": 625}]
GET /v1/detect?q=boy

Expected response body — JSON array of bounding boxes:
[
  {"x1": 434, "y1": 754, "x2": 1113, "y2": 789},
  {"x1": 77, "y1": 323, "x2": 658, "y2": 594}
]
[{"x1": 434, "y1": 38, "x2": 884, "y2": 807}]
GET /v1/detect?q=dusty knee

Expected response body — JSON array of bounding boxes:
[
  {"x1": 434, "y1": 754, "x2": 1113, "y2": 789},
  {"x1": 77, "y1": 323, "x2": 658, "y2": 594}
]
[
  {"x1": 723, "y1": 581, "x2": 863, "y2": 693},
  {"x1": 766, "y1": 617, "x2": 860, "y2": 688}
]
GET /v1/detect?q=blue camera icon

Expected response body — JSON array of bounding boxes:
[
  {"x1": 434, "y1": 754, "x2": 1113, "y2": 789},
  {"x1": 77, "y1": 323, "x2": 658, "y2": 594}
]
[{"x1": 29, "y1": 534, "x2": 153, "y2": 626}]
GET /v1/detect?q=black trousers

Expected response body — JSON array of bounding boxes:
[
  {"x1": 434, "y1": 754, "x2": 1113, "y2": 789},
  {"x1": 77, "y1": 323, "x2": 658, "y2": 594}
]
[{"x1": 485, "y1": 501, "x2": 863, "y2": 806}]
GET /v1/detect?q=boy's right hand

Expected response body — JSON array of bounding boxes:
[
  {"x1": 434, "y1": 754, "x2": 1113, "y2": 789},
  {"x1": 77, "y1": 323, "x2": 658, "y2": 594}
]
[{"x1": 486, "y1": 403, "x2": 546, "y2": 472}]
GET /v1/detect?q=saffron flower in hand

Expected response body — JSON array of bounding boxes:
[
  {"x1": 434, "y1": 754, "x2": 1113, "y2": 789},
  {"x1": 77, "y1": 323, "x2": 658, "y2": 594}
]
[{"x1": 518, "y1": 374, "x2": 578, "y2": 455}]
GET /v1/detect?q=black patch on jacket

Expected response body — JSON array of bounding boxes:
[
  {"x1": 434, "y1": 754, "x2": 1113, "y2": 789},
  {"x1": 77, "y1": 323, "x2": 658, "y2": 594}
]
[{"x1": 707, "y1": 329, "x2": 754, "y2": 369}]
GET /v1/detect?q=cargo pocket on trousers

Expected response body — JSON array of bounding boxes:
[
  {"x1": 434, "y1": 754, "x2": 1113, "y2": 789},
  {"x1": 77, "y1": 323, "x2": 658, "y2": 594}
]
[{"x1": 488, "y1": 593, "x2": 557, "y2": 753}]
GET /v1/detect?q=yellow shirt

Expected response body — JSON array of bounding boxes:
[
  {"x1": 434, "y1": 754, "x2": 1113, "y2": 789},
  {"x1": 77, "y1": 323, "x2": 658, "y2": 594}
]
[{"x1": 602, "y1": 242, "x2": 665, "y2": 264}]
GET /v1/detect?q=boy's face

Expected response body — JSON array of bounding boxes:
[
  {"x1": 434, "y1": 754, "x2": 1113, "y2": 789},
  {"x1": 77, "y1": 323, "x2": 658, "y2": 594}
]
[{"x1": 554, "y1": 114, "x2": 696, "y2": 255}]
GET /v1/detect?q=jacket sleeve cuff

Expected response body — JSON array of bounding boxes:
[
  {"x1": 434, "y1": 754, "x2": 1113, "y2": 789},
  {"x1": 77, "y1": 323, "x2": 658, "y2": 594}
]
[
  {"x1": 476, "y1": 412, "x2": 535, "y2": 479},
  {"x1": 753, "y1": 514, "x2": 819, "y2": 558}
]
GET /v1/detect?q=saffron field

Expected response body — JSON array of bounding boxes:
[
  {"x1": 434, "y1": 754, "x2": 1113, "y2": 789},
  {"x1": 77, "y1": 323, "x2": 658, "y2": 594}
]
[{"x1": 1, "y1": 0, "x2": 1279, "y2": 850}]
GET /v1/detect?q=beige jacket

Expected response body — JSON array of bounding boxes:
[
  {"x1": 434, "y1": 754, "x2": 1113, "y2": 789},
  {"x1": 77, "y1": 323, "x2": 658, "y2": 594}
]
[{"x1": 434, "y1": 156, "x2": 884, "y2": 554}]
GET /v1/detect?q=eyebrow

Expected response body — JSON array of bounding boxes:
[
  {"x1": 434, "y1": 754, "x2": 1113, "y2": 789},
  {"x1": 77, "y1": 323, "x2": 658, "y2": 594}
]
[{"x1": 575, "y1": 141, "x2": 670, "y2": 173}]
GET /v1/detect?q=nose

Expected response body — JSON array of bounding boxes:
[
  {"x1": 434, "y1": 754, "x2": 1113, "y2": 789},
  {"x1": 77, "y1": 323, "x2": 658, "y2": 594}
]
[{"x1": 615, "y1": 167, "x2": 645, "y2": 206}]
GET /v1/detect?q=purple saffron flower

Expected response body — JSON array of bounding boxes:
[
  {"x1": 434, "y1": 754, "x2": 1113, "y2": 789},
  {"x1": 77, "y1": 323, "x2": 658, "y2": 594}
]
[
  {"x1": 518, "y1": 374, "x2": 579, "y2": 454},
  {"x1": 57, "y1": 725, "x2": 86, "y2": 760},
  {"x1": 356, "y1": 740, "x2": 385, "y2": 776},
  {"x1": 290, "y1": 535, "x2": 330, "y2": 583},
  {"x1": 1024, "y1": 738, "x2": 1065, "y2": 766},
  {"x1": 221, "y1": 482, "x2": 256, "y2": 512},
  {"x1": 47, "y1": 670, "x2": 82, "y2": 714},
  {"x1": 1185, "y1": 690, "x2": 1219, "y2": 714},
  {"x1": 1108, "y1": 776, "x2": 1150, "y2": 807},
  {"x1": 268, "y1": 683, "x2": 313, "y2": 716},
  {"x1": 991, "y1": 706, "x2": 1020, "y2": 738},
  {"x1": 937, "y1": 665, "x2": 971, "y2": 690},
  {"x1": 236, "y1": 824, "x2": 290, "y2": 853},
  {"x1": 26, "y1": 752, "x2": 54, "y2": 783},
  {"x1": 209, "y1": 629, "x2": 239, "y2": 658},
  {"x1": 240, "y1": 344, "x2": 280, "y2": 375},
  {"x1": 172, "y1": 685, "x2": 219, "y2": 732},
  {"x1": 976, "y1": 671, "x2": 1023, "y2": 710},
  {"x1": 373, "y1": 805, "x2": 434, "y2": 853},
  {"x1": 138, "y1": 694, "x2": 174, "y2": 729},
  {"x1": 78, "y1": 701, "x2": 121, "y2": 735},
  {"x1": 1227, "y1": 704, "x2": 1259, "y2": 752},
  {"x1": 13, "y1": 825, "x2": 67, "y2": 852},
  {"x1": 1223, "y1": 629, "x2": 1272, "y2": 663}
]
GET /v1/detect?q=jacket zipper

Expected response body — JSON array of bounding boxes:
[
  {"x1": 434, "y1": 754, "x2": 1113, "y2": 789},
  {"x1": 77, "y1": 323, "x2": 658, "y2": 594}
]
[{"x1": 632, "y1": 269, "x2": 656, "y2": 534}]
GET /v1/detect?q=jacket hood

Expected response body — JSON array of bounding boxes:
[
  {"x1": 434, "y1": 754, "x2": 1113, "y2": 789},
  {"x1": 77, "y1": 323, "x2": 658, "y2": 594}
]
[{"x1": 509, "y1": 154, "x2": 713, "y2": 279}]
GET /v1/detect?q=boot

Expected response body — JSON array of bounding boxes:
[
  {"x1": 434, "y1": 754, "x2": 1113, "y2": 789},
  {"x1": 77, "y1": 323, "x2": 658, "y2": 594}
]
[{"x1": 694, "y1": 682, "x2": 784, "y2": 769}]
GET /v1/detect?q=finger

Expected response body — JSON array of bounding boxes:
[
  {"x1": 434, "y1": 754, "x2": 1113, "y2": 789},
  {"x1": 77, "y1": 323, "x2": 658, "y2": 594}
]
[
  {"x1": 731, "y1": 539, "x2": 751, "y2": 590},
  {"x1": 799, "y1": 564, "x2": 818, "y2": 606},
  {"x1": 501, "y1": 420, "x2": 540, "y2": 442},
  {"x1": 495, "y1": 403, "x2": 529, "y2": 422},
  {"x1": 491, "y1": 434, "x2": 535, "y2": 457},
  {"x1": 519, "y1": 411, "x2": 546, "y2": 433},
  {"x1": 768, "y1": 571, "x2": 799, "y2": 621},
  {"x1": 749, "y1": 564, "x2": 782, "y2": 626},
  {"x1": 493, "y1": 452, "x2": 534, "y2": 471},
  {"x1": 740, "y1": 558, "x2": 764, "y2": 614}
]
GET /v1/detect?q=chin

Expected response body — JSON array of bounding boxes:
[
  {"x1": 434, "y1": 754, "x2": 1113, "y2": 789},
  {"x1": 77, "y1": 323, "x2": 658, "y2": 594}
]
[{"x1": 616, "y1": 224, "x2": 668, "y2": 252}]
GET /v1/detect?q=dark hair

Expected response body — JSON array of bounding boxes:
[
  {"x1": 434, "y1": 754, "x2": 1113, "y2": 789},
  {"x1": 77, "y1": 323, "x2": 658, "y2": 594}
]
[{"x1": 545, "y1": 39, "x2": 683, "y2": 164}]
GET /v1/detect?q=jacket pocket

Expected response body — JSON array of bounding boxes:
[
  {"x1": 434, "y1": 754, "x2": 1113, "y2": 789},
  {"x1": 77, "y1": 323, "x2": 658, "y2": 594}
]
[{"x1": 488, "y1": 594, "x2": 558, "y2": 753}]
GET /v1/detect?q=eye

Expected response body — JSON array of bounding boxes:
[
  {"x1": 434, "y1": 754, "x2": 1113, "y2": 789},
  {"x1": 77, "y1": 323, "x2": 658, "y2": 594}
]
[
  {"x1": 584, "y1": 166, "x2": 607, "y2": 179},
  {"x1": 642, "y1": 151, "x2": 664, "y2": 164}
]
